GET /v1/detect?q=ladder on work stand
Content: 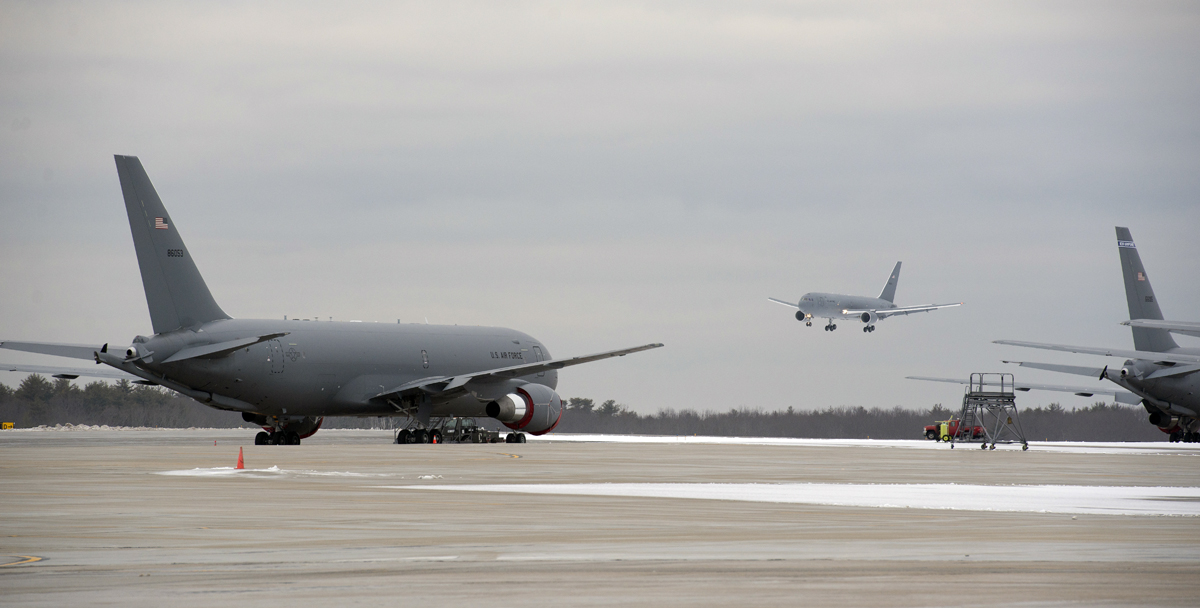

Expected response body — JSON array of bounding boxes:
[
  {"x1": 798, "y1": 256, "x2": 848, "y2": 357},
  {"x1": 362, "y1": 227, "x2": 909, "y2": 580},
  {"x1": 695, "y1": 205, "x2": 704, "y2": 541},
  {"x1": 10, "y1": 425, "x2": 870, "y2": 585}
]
[{"x1": 952, "y1": 373, "x2": 1029, "y2": 451}]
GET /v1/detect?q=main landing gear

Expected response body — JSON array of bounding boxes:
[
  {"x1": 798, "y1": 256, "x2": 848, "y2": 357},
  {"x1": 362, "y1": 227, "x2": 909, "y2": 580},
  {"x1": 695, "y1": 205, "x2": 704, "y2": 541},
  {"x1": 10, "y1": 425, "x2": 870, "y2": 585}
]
[
  {"x1": 824, "y1": 322, "x2": 837, "y2": 331},
  {"x1": 255, "y1": 430, "x2": 301, "y2": 445},
  {"x1": 862, "y1": 325, "x2": 876, "y2": 333},
  {"x1": 395, "y1": 428, "x2": 443, "y2": 444},
  {"x1": 1169, "y1": 431, "x2": 1199, "y2": 443}
]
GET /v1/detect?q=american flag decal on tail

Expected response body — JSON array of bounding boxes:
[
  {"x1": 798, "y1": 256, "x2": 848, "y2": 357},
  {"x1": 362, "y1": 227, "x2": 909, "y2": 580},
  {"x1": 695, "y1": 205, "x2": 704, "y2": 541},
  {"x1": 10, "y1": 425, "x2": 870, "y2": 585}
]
[{"x1": 155, "y1": 217, "x2": 168, "y2": 230}]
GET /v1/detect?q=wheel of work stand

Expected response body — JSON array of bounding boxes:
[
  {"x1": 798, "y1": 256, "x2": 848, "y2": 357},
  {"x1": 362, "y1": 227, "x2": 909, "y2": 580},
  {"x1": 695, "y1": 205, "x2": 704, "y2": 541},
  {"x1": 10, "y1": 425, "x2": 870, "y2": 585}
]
[
  {"x1": 941, "y1": 435, "x2": 951, "y2": 442},
  {"x1": 1022, "y1": 444, "x2": 1029, "y2": 451},
  {"x1": 981, "y1": 442, "x2": 987, "y2": 449}
]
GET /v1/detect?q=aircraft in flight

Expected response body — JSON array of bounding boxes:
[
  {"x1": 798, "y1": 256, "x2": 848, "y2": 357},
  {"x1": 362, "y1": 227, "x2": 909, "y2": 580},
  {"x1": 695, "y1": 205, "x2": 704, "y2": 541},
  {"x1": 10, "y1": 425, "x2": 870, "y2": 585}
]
[
  {"x1": 768, "y1": 262, "x2": 962, "y2": 332},
  {"x1": 995, "y1": 227, "x2": 1200, "y2": 443},
  {"x1": 0, "y1": 156, "x2": 662, "y2": 445}
]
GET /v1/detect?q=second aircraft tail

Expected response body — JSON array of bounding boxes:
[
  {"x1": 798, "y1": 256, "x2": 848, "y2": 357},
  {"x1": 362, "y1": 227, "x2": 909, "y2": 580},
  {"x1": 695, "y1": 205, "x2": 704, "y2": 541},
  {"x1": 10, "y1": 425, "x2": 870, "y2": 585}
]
[{"x1": 1116, "y1": 227, "x2": 1177, "y2": 353}]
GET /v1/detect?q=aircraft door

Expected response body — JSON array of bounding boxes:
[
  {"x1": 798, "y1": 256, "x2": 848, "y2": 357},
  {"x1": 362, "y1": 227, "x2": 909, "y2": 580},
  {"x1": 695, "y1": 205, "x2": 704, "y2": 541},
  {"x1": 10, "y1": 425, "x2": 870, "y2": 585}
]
[
  {"x1": 268, "y1": 340, "x2": 285, "y2": 374},
  {"x1": 532, "y1": 345, "x2": 545, "y2": 377}
]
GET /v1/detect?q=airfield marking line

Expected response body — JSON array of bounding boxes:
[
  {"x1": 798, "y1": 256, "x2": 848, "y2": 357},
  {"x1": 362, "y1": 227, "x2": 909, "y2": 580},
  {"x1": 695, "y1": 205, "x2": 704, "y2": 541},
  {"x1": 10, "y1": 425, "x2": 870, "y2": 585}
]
[
  {"x1": 497, "y1": 453, "x2": 522, "y2": 458},
  {"x1": 1, "y1": 556, "x2": 43, "y2": 567}
]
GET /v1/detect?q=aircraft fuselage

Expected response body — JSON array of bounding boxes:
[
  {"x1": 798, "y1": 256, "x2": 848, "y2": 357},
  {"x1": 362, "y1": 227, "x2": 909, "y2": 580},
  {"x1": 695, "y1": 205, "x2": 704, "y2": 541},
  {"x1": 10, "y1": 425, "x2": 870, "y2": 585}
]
[
  {"x1": 796, "y1": 293, "x2": 897, "y2": 323},
  {"x1": 124, "y1": 319, "x2": 556, "y2": 418}
]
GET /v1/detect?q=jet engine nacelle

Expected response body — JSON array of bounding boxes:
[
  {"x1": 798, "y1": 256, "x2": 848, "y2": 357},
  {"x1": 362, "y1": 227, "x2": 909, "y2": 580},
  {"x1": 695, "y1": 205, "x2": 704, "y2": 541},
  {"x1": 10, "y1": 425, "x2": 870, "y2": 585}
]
[
  {"x1": 795, "y1": 310, "x2": 806, "y2": 322},
  {"x1": 486, "y1": 383, "x2": 562, "y2": 435},
  {"x1": 860, "y1": 311, "x2": 878, "y2": 325},
  {"x1": 1147, "y1": 410, "x2": 1180, "y2": 431}
]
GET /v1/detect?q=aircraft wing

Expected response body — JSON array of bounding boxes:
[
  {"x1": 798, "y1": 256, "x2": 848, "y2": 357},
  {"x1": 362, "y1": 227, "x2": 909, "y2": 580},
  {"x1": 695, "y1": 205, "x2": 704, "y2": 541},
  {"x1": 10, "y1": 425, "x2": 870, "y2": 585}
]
[
  {"x1": 1001, "y1": 361, "x2": 1107, "y2": 378},
  {"x1": 843, "y1": 302, "x2": 962, "y2": 319},
  {"x1": 1122, "y1": 319, "x2": 1200, "y2": 338},
  {"x1": 767, "y1": 298, "x2": 799, "y2": 309},
  {"x1": 374, "y1": 342, "x2": 665, "y2": 400},
  {"x1": 993, "y1": 340, "x2": 1200, "y2": 365},
  {"x1": 0, "y1": 340, "x2": 118, "y2": 361},
  {"x1": 907, "y1": 376, "x2": 1140, "y2": 405},
  {"x1": 1, "y1": 363, "x2": 138, "y2": 381}
]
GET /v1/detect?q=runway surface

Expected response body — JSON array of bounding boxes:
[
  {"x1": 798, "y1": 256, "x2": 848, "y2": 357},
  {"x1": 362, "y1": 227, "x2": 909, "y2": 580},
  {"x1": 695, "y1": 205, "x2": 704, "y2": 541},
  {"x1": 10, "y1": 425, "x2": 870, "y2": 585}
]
[{"x1": 2, "y1": 427, "x2": 1198, "y2": 606}]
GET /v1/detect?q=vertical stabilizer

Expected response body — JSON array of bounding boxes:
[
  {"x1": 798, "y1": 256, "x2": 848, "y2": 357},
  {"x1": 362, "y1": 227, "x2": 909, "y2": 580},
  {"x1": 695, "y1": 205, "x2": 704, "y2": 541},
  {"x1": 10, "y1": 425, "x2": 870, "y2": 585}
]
[
  {"x1": 1116, "y1": 227, "x2": 1177, "y2": 352},
  {"x1": 878, "y1": 262, "x2": 901, "y2": 303},
  {"x1": 115, "y1": 155, "x2": 230, "y2": 334}
]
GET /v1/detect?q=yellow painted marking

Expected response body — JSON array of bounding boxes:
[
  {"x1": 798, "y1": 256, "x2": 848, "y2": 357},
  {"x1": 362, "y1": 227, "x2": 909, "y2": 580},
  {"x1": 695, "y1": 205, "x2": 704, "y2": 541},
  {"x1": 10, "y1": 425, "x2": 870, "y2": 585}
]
[
  {"x1": 497, "y1": 453, "x2": 522, "y2": 459},
  {"x1": 0, "y1": 556, "x2": 42, "y2": 567}
]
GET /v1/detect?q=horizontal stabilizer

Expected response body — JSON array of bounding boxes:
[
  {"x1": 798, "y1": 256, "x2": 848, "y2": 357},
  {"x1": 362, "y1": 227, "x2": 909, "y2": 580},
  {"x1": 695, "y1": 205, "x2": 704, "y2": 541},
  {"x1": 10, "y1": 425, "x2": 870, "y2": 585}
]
[
  {"x1": 375, "y1": 342, "x2": 665, "y2": 400},
  {"x1": 2, "y1": 363, "x2": 138, "y2": 381},
  {"x1": 1122, "y1": 319, "x2": 1200, "y2": 339},
  {"x1": 161, "y1": 333, "x2": 288, "y2": 363},
  {"x1": 0, "y1": 341, "x2": 116, "y2": 361},
  {"x1": 994, "y1": 340, "x2": 1200, "y2": 365}
]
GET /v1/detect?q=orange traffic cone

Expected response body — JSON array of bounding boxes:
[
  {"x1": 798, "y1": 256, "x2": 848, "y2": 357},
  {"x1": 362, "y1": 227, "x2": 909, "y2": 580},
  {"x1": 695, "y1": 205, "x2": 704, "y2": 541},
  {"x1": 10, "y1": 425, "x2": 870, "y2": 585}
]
[{"x1": 236, "y1": 446, "x2": 245, "y2": 470}]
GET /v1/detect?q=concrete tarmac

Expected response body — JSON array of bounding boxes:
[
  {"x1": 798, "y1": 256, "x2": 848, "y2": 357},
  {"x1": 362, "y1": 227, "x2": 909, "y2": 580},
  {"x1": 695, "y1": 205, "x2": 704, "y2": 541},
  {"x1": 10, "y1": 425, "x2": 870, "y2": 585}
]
[{"x1": 1, "y1": 428, "x2": 1198, "y2": 606}]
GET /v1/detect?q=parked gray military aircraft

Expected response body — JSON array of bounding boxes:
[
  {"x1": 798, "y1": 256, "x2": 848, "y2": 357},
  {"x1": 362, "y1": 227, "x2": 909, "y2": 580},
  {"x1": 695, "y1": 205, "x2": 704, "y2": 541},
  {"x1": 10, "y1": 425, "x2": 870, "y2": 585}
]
[
  {"x1": 996, "y1": 227, "x2": 1200, "y2": 443},
  {"x1": 0, "y1": 156, "x2": 662, "y2": 445},
  {"x1": 768, "y1": 262, "x2": 961, "y2": 332}
]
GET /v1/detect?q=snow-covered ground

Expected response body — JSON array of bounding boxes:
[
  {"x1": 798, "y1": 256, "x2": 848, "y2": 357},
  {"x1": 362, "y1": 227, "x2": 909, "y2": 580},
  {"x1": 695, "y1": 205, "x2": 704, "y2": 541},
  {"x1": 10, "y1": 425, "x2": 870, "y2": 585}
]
[
  {"x1": 389, "y1": 482, "x2": 1200, "y2": 517},
  {"x1": 531, "y1": 433, "x2": 1200, "y2": 455}
]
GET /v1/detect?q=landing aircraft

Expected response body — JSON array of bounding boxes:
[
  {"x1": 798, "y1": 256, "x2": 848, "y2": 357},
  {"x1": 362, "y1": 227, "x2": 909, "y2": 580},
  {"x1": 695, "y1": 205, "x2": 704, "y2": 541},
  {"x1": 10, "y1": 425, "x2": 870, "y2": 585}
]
[
  {"x1": 768, "y1": 262, "x2": 962, "y2": 332},
  {"x1": 996, "y1": 227, "x2": 1200, "y2": 443},
  {"x1": 0, "y1": 156, "x2": 662, "y2": 445}
]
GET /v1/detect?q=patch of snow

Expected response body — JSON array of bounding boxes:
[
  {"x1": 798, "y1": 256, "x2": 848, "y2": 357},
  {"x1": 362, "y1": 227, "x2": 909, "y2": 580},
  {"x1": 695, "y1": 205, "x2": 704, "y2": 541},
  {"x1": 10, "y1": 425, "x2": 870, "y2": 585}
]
[
  {"x1": 387, "y1": 483, "x2": 1200, "y2": 517},
  {"x1": 528, "y1": 434, "x2": 1199, "y2": 455}
]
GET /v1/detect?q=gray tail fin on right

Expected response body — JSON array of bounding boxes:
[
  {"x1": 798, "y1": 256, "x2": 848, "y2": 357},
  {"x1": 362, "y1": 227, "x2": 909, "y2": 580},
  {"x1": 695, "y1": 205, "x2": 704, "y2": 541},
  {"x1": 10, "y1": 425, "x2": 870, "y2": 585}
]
[
  {"x1": 1116, "y1": 227, "x2": 1177, "y2": 352},
  {"x1": 877, "y1": 261, "x2": 901, "y2": 303},
  {"x1": 115, "y1": 155, "x2": 230, "y2": 335}
]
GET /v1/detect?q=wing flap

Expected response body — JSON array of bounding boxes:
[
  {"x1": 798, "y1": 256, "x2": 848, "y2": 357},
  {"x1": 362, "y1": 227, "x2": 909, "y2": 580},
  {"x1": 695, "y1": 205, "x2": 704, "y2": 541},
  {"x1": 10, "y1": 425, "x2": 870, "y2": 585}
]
[
  {"x1": 1, "y1": 363, "x2": 138, "y2": 381},
  {"x1": 994, "y1": 340, "x2": 1200, "y2": 365}
]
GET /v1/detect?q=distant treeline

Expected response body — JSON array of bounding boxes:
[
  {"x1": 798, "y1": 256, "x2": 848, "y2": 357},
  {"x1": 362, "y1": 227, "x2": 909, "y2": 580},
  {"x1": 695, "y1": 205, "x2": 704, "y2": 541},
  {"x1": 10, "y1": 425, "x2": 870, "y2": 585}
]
[{"x1": 0, "y1": 375, "x2": 1165, "y2": 441}]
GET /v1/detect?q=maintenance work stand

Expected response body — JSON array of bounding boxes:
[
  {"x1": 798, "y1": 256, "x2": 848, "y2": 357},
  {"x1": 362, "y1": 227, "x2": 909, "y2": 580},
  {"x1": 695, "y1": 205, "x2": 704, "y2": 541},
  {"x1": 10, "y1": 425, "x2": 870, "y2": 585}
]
[{"x1": 951, "y1": 373, "x2": 1029, "y2": 451}]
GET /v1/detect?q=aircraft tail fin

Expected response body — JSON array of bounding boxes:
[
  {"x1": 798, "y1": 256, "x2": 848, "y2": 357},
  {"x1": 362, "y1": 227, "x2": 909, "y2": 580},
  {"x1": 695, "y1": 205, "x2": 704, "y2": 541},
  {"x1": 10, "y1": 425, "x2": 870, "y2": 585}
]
[
  {"x1": 877, "y1": 261, "x2": 901, "y2": 303},
  {"x1": 115, "y1": 155, "x2": 230, "y2": 334},
  {"x1": 1116, "y1": 227, "x2": 1177, "y2": 352}
]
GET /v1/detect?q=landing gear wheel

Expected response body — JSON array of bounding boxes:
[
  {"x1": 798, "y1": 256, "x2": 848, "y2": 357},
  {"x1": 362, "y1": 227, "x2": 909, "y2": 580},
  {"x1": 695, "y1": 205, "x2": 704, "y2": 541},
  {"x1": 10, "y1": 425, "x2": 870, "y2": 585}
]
[
  {"x1": 430, "y1": 430, "x2": 442, "y2": 444},
  {"x1": 255, "y1": 431, "x2": 269, "y2": 445},
  {"x1": 831, "y1": 324, "x2": 837, "y2": 330},
  {"x1": 412, "y1": 429, "x2": 429, "y2": 444},
  {"x1": 285, "y1": 431, "x2": 300, "y2": 445},
  {"x1": 515, "y1": 433, "x2": 526, "y2": 443},
  {"x1": 805, "y1": 321, "x2": 812, "y2": 326},
  {"x1": 397, "y1": 429, "x2": 411, "y2": 444},
  {"x1": 268, "y1": 431, "x2": 282, "y2": 445}
]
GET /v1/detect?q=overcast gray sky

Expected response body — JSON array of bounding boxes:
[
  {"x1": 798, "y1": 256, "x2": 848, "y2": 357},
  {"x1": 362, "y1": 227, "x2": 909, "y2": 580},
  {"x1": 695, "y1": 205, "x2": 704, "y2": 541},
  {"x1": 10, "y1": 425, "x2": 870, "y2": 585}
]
[{"x1": 2, "y1": 1, "x2": 1198, "y2": 414}]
